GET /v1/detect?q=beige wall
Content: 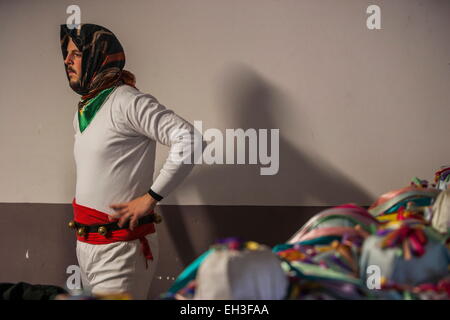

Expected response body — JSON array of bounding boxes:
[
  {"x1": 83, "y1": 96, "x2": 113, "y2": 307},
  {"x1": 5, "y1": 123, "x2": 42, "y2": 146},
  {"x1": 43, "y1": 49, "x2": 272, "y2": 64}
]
[{"x1": 0, "y1": 0, "x2": 449, "y2": 206}]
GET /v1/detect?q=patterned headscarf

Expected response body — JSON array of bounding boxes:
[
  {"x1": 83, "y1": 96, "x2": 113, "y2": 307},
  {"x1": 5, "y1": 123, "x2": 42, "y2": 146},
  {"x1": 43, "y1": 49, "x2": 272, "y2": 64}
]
[{"x1": 60, "y1": 23, "x2": 137, "y2": 108}]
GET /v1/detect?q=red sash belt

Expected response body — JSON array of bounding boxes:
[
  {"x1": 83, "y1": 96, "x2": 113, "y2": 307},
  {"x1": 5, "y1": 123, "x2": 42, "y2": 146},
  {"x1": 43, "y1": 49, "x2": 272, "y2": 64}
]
[{"x1": 72, "y1": 198, "x2": 155, "y2": 266}]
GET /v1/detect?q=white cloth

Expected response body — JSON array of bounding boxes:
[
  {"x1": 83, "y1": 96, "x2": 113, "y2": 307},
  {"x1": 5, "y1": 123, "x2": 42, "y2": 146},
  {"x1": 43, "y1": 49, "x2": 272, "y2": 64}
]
[
  {"x1": 193, "y1": 247, "x2": 288, "y2": 300},
  {"x1": 76, "y1": 232, "x2": 159, "y2": 299},
  {"x1": 432, "y1": 189, "x2": 450, "y2": 233},
  {"x1": 73, "y1": 84, "x2": 199, "y2": 215}
]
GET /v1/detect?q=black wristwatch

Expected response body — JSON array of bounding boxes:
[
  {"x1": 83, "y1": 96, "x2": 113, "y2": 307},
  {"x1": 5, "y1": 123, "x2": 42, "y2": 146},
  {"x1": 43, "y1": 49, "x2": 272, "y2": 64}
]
[{"x1": 148, "y1": 188, "x2": 163, "y2": 201}]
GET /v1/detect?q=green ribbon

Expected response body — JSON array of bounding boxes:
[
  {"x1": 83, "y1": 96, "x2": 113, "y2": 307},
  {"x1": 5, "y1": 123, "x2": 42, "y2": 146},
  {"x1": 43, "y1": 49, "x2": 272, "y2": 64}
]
[{"x1": 78, "y1": 86, "x2": 116, "y2": 133}]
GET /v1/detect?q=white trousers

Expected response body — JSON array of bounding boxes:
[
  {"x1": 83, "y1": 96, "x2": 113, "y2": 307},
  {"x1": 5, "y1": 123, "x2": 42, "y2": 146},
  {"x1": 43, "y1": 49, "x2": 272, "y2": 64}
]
[{"x1": 76, "y1": 232, "x2": 159, "y2": 300}]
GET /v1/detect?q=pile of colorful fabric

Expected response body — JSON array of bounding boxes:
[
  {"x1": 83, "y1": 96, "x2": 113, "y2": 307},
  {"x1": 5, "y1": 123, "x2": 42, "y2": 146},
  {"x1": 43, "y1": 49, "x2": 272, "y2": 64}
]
[{"x1": 163, "y1": 166, "x2": 450, "y2": 300}]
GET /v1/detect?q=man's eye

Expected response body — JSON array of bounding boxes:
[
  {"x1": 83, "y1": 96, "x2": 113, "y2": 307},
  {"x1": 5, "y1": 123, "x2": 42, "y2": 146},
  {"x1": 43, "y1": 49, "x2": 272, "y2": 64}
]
[{"x1": 74, "y1": 53, "x2": 82, "y2": 57}]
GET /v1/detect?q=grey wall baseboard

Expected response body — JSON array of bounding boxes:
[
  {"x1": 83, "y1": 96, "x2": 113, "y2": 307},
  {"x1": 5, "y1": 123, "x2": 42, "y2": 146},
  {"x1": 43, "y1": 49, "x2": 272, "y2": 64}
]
[{"x1": 0, "y1": 203, "x2": 325, "y2": 299}]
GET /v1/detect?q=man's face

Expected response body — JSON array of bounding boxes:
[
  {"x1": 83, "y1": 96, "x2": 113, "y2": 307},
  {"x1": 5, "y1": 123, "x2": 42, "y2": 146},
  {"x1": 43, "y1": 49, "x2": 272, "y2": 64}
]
[{"x1": 64, "y1": 38, "x2": 82, "y2": 92}]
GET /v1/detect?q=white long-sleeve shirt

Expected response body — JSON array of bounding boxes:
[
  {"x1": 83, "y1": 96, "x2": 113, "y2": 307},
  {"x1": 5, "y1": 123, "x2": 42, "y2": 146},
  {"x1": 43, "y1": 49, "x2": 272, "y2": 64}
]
[{"x1": 73, "y1": 84, "x2": 199, "y2": 215}]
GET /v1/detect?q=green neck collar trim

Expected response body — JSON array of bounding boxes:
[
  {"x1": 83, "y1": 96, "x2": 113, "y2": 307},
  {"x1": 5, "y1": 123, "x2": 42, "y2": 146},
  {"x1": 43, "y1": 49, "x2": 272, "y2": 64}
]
[{"x1": 78, "y1": 86, "x2": 116, "y2": 133}]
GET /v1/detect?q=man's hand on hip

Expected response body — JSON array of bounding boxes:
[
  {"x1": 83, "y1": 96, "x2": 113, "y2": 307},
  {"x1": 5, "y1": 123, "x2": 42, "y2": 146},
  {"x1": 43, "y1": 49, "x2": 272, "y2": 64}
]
[{"x1": 109, "y1": 194, "x2": 158, "y2": 230}]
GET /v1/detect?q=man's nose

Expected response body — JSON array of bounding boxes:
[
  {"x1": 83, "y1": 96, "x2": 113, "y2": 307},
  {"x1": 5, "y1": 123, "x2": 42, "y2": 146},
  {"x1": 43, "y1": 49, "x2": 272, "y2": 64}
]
[{"x1": 64, "y1": 55, "x2": 73, "y2": 66}]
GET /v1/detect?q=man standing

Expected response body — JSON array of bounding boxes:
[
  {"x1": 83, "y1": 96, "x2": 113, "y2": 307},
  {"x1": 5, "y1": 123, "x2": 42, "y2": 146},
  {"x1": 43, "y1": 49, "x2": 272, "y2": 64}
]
[{"x1": 61, "y1": 24, "x2": 200, "y2": 299}]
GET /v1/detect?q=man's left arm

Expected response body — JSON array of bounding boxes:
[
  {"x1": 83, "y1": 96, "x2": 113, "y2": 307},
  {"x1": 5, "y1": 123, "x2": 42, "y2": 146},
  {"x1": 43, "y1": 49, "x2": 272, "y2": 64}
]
[{"x1": 109, "y1": 93, "x2": 203, "y2": 230}]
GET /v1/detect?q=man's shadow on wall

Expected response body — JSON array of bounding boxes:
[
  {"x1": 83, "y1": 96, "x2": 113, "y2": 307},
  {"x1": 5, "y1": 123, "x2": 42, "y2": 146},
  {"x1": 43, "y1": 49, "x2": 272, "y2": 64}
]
[{"x1": 159, "y1": 63, "x2": 373, "y2": 267}]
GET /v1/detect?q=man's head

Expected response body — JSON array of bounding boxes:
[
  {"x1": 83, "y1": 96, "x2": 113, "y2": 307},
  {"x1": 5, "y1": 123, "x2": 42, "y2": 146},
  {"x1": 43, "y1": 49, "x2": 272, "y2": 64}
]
[
  {"x1": 64, "y1": 37, "x2": 83, "y2": 92},
  {"x1": 60, "y1": 24, "x2": 135, "y2": 98}
]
